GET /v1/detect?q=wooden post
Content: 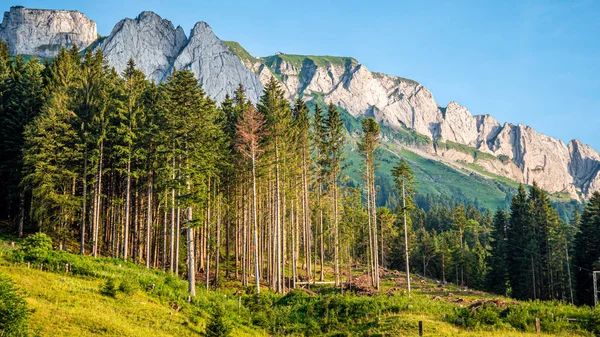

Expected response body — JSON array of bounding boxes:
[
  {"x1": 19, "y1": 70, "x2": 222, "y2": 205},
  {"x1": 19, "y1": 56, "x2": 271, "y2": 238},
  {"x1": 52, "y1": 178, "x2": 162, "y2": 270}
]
[
  {"x1": 535, "y1": 317, "x2": 540, "y2": 334},
  {"x1": 418, "y1": 321, "x2": 423, "y2": 336},
  {"x1": 27, "y1": 262, "x2": 30, "y2": 269}
]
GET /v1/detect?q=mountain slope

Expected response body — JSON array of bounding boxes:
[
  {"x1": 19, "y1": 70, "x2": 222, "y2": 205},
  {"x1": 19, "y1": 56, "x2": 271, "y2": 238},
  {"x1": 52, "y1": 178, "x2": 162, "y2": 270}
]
[
  {"x1": 2, "y1": 5, "x2": 598, "y2": 203},
  {"x1": 225, "y1": 44, "x2": 600, "y2": 200}
]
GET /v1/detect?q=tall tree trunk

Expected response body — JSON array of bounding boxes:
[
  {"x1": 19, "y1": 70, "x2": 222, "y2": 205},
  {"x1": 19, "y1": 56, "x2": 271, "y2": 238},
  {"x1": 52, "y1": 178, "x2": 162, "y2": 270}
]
[
  {"x1": 371, "y1": 160, "x2": 379, "y2": 289},
  {"x1": 333, "y1": 171, "x2": 340, "y2": 287},
  {"x1": 170, "y1": 156, "x2": 176, "y2": 272},
  {"x1": 251, "y1": 153, "x2": 261, "y2": 293},
  {"x1": 146, "y1": 175, "x2": 153, "y2": 269},
  {"x1": 93, "y1": 140, "x2": 104, "y2": 258},
  {"x1": 302, "y1": 149, "x2": 311, "y2": 282},
  {"x1": 275, "y1": 141, "x2": 282, "y2": 293},
  {"x1": 403, "y1": 181, "x2": 411, "y2": 297},
  {"x1": 124, "y1": 157, "x2": 131, "y2": 262},
  {"x1": 80, "y1": 147, "x2": 88, "y2": 253}
]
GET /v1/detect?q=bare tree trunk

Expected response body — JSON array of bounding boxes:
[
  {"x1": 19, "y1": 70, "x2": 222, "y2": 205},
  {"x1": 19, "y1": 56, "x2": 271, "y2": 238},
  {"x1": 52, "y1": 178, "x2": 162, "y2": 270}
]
[
  {"x1": 124, "y1": 157, "x2": 131, "y2": 262},
  {"x1": 251, "y1": 154, "x2": 261, "y2": 293},
  {"x1": 80, "y1": 147, "x2": 88, "y2": 253},
  {"x1": 403, "y1": 181, "x2": 411, "y2": 297},
  {"x1": 187, "y1": 218, "x2": 196, "y2": 296},
  {"x1": 146, "y1": 176, "x2": 153, "y2": 269},
  {"x1": 93, "y1": 140, "x2": 104, "y2": 258},
  {"x1": 333, "y1": 170, "x2": 340, "y2": 287},
  {"x1": 302, "y1": 150, "x2": 311, "y2": 282},
  {"x1": 366, "y1": 163, "x2": 374, "y2": 286},
  {"x1": 214, "y1": 188, "x2": 221, "y2": 287},
  {"x1": 275, "y1": 141, "x2": 282, "y2": 293},
  {"x1": 371, "y1": 160, "x2": 379, "y2": 289},
  {"x1": 170, "y1": 156, "x2": 176, "y2": 272}
]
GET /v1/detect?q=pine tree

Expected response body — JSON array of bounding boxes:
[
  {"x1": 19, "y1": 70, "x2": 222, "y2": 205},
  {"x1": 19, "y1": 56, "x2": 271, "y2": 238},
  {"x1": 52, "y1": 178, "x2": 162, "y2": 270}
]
[
  {"x1": 574, "y1": 192, "x2": 600, "y2": 305},
  {"x1": 0, "y1": 56, "x2": 45, "y2": 237},
  {"x1": 392, "y1": 158, "x2": 416, "y2": 296},
  {"x1": 258, "y1": 77, "x2": 291, "y2": 293},
  {"x1": 359, "y1": 117, "x2": 381, "y2": 288},
  {"x1": 506, "y1": 184, "x2": 534, "y2": 300},
  {"x1": 163, "y1": 69, "x2": 224, "y2": 296},
  {"x1": 236, "y1": 104, "x2": 266, "y2": 293},
  {"x1": 485, "y1": 208, "x2": 509, "y2": 295},
  {"x1": 323, "y1": 103, "x2": 345, "y2": 286}
]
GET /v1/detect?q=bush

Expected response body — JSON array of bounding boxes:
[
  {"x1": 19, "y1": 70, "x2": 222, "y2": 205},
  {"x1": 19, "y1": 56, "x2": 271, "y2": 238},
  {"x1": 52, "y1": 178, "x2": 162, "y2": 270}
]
[
  {"x1": 100, "y1": 278, "x2": 118, "y2": 298},
  {"x1": 0, "y1": 274, "x2": 31, "y2": 336},
  {"x1": 118, "y1": 279, "x2": 136, "y2": 295},
  {"x1": 206, "y1": 305, "x2": 232, "y2": 337},
  {"x1": 19, "y1": 232, "x2": 52, "y2": 262}
]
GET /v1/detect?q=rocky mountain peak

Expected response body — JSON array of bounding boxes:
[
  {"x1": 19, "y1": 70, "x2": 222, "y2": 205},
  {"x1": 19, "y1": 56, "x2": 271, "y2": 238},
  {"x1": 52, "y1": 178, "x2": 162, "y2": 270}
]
[
  {"x1": 95, "y1": 11, "x2": 187, "y2": 82},
  {"x1": 171, "y1": 20, "x2": 263, "y2": 103},
  {"x1": 0, "y1": 6, "x2": 97, "y2": 58}
]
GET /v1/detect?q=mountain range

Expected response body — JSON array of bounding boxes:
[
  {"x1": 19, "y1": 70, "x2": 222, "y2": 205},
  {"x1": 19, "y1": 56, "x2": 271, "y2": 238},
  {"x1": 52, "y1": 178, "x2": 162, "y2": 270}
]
[{"x1": 1, "y1": 5, "x2": 598, "y2": 205}]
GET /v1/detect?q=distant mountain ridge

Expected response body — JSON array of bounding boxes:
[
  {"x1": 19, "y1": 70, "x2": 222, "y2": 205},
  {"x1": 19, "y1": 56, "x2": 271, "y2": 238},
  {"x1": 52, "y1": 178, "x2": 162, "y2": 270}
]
[{"x1": 1, "y1": 5, "x2": 598, "y2": 201}]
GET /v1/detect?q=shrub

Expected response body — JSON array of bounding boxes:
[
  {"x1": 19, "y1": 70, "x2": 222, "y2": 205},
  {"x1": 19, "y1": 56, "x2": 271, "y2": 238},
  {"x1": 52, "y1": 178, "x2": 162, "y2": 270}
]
[
  {"x1": 206, "y1": 305, "x2": 232, "y2": 337},
  {"x1": 19, "y1": 232, "x2": 52, "y2": 262},
  {"x1": 100, "y1": 278, "x2": 118, "y2": 298},
  {"x1": 118, "y1": 279, "x2": 136, "y2": 295},
  {"x1": 0, "y1": 274, "x2": 31, "y2": 336}
]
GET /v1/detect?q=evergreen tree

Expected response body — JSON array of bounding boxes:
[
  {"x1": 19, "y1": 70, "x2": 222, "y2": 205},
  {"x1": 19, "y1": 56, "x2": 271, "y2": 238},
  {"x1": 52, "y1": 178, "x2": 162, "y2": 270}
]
[
  {"x1": 506, "y1": 184, "x2": 534, "y2": 300},
  {"x1": 391, "y1": 158, "x2": 416, "y2": 296},
  {"x1": 485, "y1": 208, "x2": 509, "y2": 295},
  {"x1": 323, "y1": 102, "x2": 345, "y2": 286},
  {"x1": 0, "y1": 56, "x2": 45, "y2": 236},
  {"x1": 574, "y1": 192, "x2": 600, "y2": 305},
  {"x1": 359, "y1": 117, "x2": 381, "y2": 288}
]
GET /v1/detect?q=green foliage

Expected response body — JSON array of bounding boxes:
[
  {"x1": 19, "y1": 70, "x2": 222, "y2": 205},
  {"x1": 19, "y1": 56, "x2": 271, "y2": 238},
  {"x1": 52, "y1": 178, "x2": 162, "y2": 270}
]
[
  {"x1": 100, "y1": 278, "x2": 118, "y2": 298},
  {"x1": 206, "y1": 305, "x2": 232, "y2": 337},
  {"x1": 0, "y1": 274, "x2": 31, "y2": 337},
  {"x1": 19, "y1": 232, "x2": 52, "y2": 262},
  {"x1": 223, "y1": 41, "x2": 257, "y2": 65},
  {"x1": 118, "y1": 278, "x2": 136, "y2": 295},
  {"x1": 263, "y1": 54, "x2": 356, "y2": 70}
]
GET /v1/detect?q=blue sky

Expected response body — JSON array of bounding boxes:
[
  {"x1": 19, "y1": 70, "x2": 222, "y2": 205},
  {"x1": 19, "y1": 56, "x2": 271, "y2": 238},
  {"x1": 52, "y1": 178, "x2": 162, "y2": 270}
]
[{"x1": 8, "y1": 0, "x2": 600, "y2": 149}]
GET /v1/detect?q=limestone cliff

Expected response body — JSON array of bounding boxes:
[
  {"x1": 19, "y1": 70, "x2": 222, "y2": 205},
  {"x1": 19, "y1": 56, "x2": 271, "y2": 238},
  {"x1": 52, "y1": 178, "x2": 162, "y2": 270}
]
[
  {"x1": 95, "y1": 11, "x2": 186, "y2": 83},
  {"x1": 229, "y1": 49, "x2": 600, "y2": 199},
  {"x1": 0, "y1": 6, "x2": 96, "y2": 58},
  {"x1": 3, "y1": 5, "x2": 600, "y2": 199}
]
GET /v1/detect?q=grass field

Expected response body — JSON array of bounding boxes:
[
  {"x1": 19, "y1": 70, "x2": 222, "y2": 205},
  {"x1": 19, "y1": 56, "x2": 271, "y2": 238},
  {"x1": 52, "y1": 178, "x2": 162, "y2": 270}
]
[{"x1": 2, "y1": 237, "x2": 599, "y2": 337}]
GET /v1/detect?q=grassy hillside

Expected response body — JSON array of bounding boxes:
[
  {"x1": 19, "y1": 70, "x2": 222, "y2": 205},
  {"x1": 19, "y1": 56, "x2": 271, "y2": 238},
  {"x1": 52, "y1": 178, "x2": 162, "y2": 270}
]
[{"x1": 2, "y1": 237, "x2": 598, "y2": 337}]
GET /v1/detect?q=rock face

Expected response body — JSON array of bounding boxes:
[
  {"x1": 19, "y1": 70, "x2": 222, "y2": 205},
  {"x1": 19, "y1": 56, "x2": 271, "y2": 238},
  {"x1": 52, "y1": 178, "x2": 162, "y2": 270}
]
[
  {"x1": 171, "y1": 22, "x2": 263, "y2": 103},
  {"x1": 0, "y1": 6, "x2": 97, "y2": 58},
  {"x1": 231, "y1": 50, "x2": 600, "y2": 199},
  {"x1": 96, "y1": 13, "x2": 262, "y2": 102},
  {"x1": 95, "y1": 11, "x2": 186, "y2": 82},
  {"x1": 4, "y1": 5, "x2": 600, "y2": 199}
]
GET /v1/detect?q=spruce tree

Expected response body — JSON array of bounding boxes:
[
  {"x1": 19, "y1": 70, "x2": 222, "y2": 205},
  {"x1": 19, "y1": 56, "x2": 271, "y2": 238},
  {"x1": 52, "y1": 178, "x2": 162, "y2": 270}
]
[
  {"x1": 574, "y1": 192, "x2": 600, "y2": 305},
  {"x1": 506, "y1": 184, "x2": 534, "y2": 300},
  {"x1": 485, "y1": 208, "x2": 509, "y2": 295},
  {"x1": 323, "y1": 102, "x2": 345, "y2": 286},
  {"x1": 392, "y1": 158, "x2": 416, "y2": 296}
]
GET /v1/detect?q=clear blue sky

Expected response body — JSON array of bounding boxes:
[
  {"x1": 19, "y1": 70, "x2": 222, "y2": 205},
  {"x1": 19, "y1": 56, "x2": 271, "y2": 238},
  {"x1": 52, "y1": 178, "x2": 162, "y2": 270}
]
[{"x1": 8, "y1": 0, "x2": 600, "y2": 149}]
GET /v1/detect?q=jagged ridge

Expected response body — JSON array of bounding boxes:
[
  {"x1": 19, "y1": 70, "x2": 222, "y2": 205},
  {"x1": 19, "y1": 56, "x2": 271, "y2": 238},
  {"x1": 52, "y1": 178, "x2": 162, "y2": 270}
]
[{"x1": 2, "y1": 5, "x2": 598, "y2": 200}]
